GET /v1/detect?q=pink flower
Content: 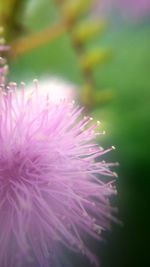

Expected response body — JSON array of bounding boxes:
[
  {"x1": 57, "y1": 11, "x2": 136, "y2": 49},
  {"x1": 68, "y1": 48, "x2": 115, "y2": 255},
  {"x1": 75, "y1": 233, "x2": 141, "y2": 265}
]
[
  {"x1": 94, "y1": 0, "x2": 150, "y2": 20},
  {"x1": 0, "y1": 44, "x2": 117, "y2": 267},
  {"x1": 117, "y1": 0, "x2": 150, "y2": 19}
]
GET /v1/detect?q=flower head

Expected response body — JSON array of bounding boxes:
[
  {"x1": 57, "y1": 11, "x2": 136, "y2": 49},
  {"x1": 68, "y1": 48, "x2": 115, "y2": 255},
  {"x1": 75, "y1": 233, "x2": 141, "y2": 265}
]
[
  {"x1": 0, "y1": 37, "x2": 117, "y2": 267},
  {"x1": 0, "y1": 81, "x2": 117, "y2": 266}
]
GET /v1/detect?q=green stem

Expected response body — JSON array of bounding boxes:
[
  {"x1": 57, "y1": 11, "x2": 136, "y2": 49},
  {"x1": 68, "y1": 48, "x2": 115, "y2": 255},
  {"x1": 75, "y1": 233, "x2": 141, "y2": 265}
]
[{"x1": 0, "y1": 0, "x2": 27, "y2": 41}]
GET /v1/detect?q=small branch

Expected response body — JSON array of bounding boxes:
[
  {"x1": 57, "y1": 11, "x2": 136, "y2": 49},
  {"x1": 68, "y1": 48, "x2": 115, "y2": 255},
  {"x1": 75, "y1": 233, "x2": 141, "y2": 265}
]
[
  {"x1": 0, "y1": 0, "x2": 27, "y2": 41},
  {"x1": 10, "y1": 22, "x2": 65, "y2": 58}
]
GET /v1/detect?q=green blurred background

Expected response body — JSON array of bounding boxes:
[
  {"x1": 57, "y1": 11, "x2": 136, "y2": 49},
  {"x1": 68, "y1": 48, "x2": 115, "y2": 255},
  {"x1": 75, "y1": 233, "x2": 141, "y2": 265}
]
[{"x1": 0, "y1": 0, "x2": 150, "y2": 266}]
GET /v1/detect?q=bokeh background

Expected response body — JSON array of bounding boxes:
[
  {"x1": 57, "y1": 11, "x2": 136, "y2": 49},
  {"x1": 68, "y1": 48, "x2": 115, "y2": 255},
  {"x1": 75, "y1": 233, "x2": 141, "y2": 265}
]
[{"x1": 0, "y1": 0, "x2": 150, "y2": 266}]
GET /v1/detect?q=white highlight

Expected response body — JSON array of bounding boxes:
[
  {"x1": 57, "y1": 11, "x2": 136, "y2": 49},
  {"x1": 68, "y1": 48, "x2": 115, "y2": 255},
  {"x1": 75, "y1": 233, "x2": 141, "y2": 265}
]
[{"x1": 27, "y1": 77, "x2": 76, "y2": 104}]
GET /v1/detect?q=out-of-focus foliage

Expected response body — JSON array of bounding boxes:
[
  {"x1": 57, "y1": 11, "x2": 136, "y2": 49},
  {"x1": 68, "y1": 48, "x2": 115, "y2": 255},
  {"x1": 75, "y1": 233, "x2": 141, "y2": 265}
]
[{"x1": 2, "y1": 0, "x2": 112, "y2": 109}]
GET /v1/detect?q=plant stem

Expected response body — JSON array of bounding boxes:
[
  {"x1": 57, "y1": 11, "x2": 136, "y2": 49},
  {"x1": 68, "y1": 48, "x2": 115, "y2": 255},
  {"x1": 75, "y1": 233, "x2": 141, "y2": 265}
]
[
  {"x1": 0, "y1": 0, "x2": 26, "y2": 41},
  {"x1": 10, "y1": 23, "x2": 65, "y2": 58}
]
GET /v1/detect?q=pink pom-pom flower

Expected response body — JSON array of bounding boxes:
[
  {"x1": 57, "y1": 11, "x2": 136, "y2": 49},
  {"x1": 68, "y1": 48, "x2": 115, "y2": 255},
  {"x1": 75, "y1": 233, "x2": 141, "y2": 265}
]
[
  {"x1": 0, "y1": 42, "x2": 117, "y2": 267},
  {"x1": 0, "y1": 80, "x2": 117, "y2": 267}
]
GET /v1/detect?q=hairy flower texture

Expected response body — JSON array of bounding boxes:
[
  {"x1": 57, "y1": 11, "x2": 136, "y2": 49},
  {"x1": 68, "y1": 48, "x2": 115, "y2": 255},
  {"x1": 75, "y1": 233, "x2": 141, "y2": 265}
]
[{"x1": 0, "y1": 79, "x2": 117, "y2": 267}]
